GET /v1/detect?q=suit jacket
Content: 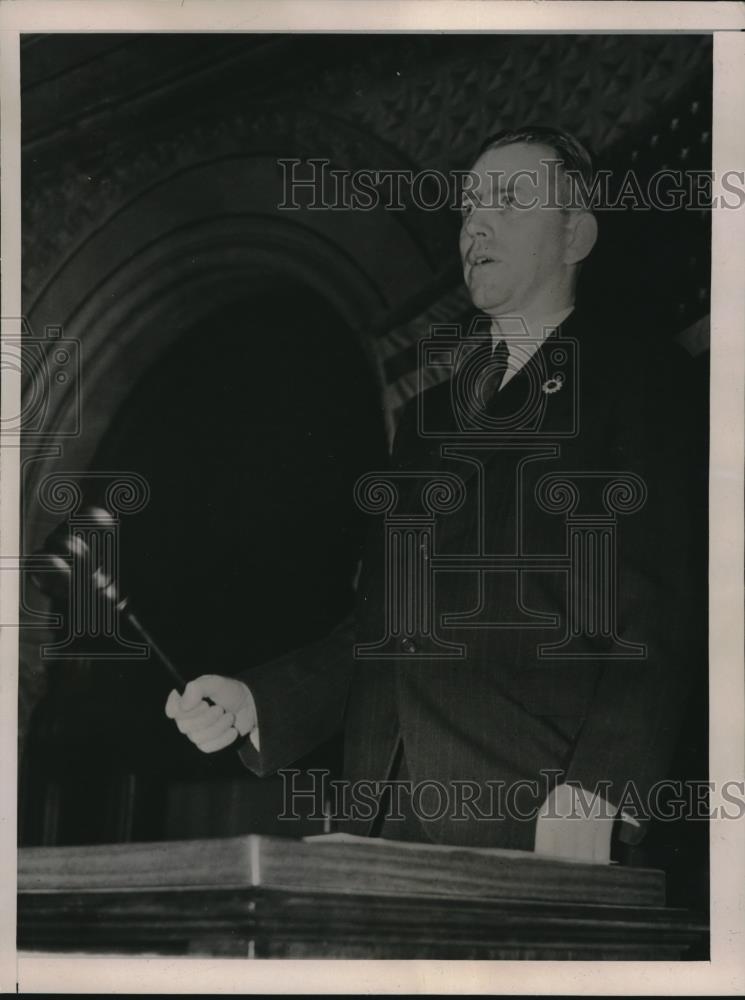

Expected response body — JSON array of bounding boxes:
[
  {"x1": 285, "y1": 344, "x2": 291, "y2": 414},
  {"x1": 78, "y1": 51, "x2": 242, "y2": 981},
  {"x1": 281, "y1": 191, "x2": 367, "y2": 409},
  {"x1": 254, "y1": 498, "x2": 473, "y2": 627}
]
[{"x1": 237, "y1": 305, "x2": 707, "y2": 850}]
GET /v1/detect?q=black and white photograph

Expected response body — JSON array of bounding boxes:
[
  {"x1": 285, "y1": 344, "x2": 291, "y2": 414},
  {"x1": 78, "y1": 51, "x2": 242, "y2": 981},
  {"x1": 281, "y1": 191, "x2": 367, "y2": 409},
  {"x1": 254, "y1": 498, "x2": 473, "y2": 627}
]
[{"x1": 3, "y1": 1, "x2": 744, "y2": 993}]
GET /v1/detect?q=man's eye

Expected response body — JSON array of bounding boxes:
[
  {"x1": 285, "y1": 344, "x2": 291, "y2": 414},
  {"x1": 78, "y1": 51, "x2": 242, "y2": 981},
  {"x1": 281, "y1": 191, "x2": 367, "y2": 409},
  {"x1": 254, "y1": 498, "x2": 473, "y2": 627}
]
[{"x1": 461, "y1": 201, "x2": 474, "y2": 219}]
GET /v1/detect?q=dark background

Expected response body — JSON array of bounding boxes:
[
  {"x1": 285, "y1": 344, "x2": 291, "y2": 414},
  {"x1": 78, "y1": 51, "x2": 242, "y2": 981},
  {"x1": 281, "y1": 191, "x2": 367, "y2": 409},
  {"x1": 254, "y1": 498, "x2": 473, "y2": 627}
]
[{"x1": 19, "y1": 34, "x2": 710, "y2": 919}]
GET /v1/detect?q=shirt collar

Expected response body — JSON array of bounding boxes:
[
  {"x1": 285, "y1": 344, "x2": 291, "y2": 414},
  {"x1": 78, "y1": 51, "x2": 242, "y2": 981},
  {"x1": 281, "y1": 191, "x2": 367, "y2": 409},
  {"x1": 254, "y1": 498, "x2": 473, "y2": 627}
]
[{"x1": 490, "y1": 306, "x2": 574, "y2": 387}]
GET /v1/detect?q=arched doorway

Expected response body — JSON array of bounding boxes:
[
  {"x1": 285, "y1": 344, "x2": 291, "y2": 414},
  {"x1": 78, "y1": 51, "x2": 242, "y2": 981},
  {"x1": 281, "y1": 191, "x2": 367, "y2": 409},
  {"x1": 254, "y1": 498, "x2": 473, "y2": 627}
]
[{"x1": 21, "y1": 284, "x2": 387, "y2": 844}]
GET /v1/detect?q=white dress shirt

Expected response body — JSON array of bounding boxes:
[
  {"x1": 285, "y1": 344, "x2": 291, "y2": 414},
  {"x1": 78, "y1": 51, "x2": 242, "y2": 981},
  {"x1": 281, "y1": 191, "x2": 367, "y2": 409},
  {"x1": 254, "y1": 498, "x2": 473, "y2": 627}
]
[{"x1": 490, "y1": 306, "x2": 574, "y2": 388}]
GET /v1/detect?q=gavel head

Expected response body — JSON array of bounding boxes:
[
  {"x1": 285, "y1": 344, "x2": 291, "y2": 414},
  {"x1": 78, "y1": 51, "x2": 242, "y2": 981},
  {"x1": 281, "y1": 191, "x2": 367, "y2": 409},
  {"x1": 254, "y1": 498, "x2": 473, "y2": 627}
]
[{"x1": 31, "y1": 505, "x2": 126, "y2": 608}]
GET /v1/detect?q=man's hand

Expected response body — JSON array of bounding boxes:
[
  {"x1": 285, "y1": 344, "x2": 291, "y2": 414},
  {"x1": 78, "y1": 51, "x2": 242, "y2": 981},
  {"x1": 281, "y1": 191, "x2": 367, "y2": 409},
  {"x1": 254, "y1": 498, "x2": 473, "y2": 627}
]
[
  {"x1": 534, "y1": 782, "x2": 619, "y2": 863},
  {"x1": 165, "y1": 675, "x2": 257, "y2": 753}
]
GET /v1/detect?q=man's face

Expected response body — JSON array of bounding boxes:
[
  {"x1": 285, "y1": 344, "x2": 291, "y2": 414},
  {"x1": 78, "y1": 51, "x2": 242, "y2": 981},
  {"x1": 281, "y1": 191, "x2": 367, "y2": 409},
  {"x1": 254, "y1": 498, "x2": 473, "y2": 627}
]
[{"x1": 459, "y1": 141, "x2": 573, "y2": 316}]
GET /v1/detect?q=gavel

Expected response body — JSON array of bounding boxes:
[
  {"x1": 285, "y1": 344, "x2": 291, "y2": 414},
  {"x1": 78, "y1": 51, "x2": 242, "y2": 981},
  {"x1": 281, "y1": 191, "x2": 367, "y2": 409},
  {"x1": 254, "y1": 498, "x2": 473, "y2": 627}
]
[{"x1": 31, "y1": 504, "x2": 187, "y2": 691}]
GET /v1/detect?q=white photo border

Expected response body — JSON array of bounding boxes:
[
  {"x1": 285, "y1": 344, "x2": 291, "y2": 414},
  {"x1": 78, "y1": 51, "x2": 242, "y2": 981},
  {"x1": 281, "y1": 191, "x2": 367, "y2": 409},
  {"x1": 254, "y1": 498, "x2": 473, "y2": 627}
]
[{"x1": 2, "y1": 2, "x2": 744, "y2": 995}]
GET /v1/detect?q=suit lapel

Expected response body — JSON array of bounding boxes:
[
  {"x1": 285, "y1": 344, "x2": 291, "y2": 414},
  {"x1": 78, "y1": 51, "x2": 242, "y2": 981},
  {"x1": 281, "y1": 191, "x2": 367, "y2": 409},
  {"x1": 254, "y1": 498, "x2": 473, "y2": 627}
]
[{"x1": 397, "y1": 309, "x2": 586, "y2": 488}]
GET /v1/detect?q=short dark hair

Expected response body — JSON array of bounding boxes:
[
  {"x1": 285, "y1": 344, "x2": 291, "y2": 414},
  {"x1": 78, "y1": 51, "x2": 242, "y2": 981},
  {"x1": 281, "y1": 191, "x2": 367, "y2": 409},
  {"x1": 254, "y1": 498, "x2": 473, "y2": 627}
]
[{"x1": 476, "y1": 125, "x2": 595, "y2": 206}]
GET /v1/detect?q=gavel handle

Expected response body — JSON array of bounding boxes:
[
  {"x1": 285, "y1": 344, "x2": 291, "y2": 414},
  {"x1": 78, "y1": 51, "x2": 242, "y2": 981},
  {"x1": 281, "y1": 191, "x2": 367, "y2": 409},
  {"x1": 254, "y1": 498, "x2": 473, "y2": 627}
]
[{"x1": 124, "y1": 608, "x2": 188, "y2": 692}]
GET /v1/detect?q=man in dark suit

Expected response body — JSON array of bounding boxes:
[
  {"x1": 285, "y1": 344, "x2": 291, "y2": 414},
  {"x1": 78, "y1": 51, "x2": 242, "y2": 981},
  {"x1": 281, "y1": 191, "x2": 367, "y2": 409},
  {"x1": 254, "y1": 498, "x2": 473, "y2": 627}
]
[{"x1": 166, "y1": 126, "x2": 704, "y2": 862}]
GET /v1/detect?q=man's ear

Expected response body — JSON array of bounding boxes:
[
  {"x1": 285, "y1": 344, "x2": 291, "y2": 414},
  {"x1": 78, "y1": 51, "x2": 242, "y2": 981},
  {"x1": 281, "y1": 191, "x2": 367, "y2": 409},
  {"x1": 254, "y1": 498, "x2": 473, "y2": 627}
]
[{"x1": 564, "y1": 210, "x2": 598, "y2": 265}]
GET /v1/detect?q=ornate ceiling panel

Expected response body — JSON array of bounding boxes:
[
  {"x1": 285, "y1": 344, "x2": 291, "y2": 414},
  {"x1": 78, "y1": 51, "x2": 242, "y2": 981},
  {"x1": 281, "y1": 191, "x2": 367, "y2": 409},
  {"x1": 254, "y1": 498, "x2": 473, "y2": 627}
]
[{"x1": 304, "y1": 35, "x2": 711, "y2": 169}]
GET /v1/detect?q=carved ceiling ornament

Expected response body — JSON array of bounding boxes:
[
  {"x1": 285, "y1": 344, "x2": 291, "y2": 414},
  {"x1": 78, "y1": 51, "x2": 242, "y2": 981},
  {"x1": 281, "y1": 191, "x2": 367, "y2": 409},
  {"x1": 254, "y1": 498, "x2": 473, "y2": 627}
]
[
  {"x1": 23, "y1": 102, "x2": 445, "y2": 306},
  {"x1": 23, "y1": 35, "x2": 710, "y2": 307},
  {"x1": 305, "y1": 34, "x2": 711, "y2": 169}
]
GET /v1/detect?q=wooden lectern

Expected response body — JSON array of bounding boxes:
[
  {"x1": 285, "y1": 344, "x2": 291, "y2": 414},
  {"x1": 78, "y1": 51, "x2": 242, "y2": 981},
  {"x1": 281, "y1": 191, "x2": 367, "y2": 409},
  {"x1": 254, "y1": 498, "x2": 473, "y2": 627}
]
[{"x1": 18, "y1": 834, "x2": 707, "y2": 959}]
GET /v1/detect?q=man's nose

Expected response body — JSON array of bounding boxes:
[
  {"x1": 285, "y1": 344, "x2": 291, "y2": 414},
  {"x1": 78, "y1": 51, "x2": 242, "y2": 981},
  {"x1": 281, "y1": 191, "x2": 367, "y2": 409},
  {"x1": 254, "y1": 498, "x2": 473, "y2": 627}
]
[{"x1": 465, "y1": 207, "x2": 491, "y2": 239}]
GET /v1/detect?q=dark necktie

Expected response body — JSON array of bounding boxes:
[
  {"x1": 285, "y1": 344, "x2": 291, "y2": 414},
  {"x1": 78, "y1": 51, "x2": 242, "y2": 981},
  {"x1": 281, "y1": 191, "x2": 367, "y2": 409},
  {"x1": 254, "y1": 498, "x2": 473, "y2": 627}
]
[{"x1": 485, "y1": 339, "x2": 510, "y2": 403}]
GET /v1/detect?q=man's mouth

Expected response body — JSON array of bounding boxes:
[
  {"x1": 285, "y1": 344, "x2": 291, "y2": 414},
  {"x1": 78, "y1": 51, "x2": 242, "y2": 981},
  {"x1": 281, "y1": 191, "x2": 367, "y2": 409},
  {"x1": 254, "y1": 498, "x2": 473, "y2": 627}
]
[{"x1": 470, "y1": 252, "x2": 498, "y2": 268}]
